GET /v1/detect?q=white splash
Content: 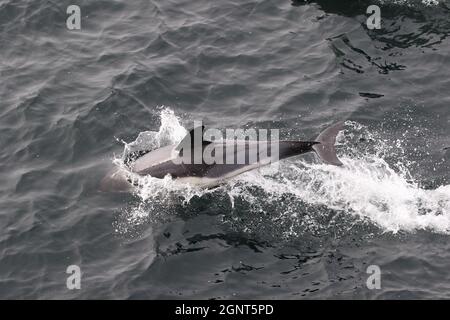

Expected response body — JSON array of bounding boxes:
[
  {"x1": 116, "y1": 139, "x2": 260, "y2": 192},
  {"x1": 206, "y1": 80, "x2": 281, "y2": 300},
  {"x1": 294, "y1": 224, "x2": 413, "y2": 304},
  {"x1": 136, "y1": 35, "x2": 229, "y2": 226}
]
[
  {"x1": 124, "y1": 107, "x2": 187, "y2": 155},
  {"x1": 233, "y1": 158, "x2": 450, "y2": 234}
]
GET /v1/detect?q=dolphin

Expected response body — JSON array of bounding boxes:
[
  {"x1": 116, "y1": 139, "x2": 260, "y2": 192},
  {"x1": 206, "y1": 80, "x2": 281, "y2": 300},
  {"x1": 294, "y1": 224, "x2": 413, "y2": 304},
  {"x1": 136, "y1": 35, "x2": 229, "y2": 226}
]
[{"x1": 100, "y1": 122, "x2": 344, "y2": 192}]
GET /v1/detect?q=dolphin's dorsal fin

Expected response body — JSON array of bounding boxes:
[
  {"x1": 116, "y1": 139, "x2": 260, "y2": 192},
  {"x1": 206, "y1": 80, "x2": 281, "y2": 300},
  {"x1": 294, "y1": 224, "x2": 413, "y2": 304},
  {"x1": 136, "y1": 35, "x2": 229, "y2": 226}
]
[{"x1": 175, "y1": 126, "x2": 211, "y2": 153}]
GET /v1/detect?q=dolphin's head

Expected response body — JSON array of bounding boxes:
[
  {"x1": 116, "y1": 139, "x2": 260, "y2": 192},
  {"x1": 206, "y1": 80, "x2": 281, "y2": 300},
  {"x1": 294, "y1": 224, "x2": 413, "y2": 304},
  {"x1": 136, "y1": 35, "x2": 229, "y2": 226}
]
[{"x1": 99, "y1": 168, "x2": 134, "y2": 193}]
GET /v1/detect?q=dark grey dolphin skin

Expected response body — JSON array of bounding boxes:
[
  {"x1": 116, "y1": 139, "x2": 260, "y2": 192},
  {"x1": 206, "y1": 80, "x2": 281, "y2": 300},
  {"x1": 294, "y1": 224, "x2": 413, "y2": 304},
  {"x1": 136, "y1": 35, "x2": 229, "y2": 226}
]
[{"x1": 100, "y1": 122, "x2": 344, "y2": 192}]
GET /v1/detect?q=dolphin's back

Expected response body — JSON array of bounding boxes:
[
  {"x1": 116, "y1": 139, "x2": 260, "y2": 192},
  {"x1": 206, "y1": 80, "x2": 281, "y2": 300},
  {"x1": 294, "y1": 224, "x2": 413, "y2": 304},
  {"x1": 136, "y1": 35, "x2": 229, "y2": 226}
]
[
  {"x1": 131, "y1": 140, "x2": 316, "y2": 186},
  {"x1": 131, "y1": 145, "x2": 175, "y2": 173}
]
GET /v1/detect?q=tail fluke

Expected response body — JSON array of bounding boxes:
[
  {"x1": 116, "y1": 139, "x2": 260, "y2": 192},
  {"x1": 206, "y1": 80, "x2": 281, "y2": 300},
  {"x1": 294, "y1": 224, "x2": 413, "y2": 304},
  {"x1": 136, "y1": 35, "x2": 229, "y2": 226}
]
[{"x1": 312, "y1": 121, "x2": 345, "y2": 166}]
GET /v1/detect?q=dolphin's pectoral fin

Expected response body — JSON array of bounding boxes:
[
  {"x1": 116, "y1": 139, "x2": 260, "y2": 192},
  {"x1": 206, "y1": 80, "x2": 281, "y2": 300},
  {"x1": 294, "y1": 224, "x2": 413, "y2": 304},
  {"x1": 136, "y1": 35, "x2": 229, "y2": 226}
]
[{"x1": 312, "y1": 121, "x2": 345, "y2": 166}]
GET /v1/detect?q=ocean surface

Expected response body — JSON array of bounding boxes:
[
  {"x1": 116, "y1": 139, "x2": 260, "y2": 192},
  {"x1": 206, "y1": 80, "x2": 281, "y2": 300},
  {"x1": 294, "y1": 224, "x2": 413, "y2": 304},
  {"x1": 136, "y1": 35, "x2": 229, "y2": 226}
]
[{"x1": 0, "y1": 0, "x2": 449, "y2": 299}]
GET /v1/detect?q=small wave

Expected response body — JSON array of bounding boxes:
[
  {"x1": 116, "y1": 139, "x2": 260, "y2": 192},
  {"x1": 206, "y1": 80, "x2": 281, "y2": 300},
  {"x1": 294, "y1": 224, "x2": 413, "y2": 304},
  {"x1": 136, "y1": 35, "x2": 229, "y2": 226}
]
[{"x1": 114, "y1": 108, "x2": 450, "y2": 236}]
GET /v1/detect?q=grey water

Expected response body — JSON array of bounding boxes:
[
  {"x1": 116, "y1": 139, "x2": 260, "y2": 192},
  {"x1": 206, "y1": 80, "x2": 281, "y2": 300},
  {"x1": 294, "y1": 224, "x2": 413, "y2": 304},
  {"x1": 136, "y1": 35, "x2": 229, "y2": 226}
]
[{"x1": 0, "y1": 0, "x2": 449, "y2": 299}]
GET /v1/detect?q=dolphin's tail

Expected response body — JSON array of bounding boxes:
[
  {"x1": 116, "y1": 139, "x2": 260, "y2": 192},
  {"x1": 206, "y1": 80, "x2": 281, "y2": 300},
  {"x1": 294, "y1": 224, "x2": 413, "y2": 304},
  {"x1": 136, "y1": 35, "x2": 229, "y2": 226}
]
[{"x1": 312, "y1": 121, "x2": 344, "y2": 166}]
